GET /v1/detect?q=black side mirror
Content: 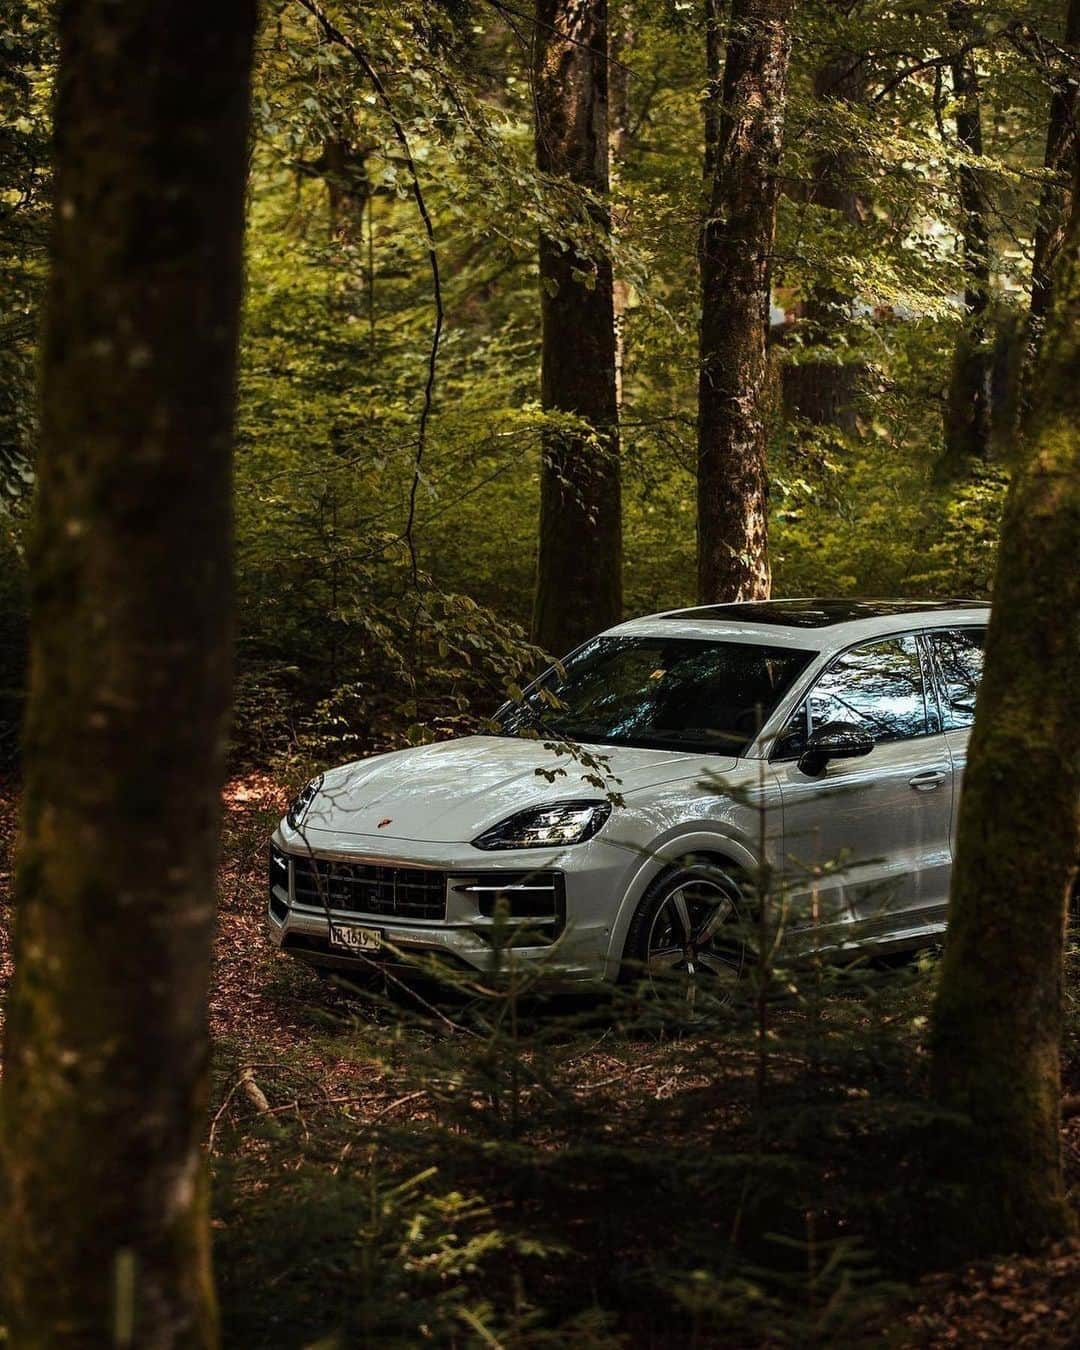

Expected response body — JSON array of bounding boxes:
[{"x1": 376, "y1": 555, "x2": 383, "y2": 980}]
[{"x1": 797, "y1": 721, "x2": 875, "y2": 777}]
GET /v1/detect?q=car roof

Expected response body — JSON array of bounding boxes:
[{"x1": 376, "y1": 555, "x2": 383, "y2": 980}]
[{"x1": 603, "y1": 597, "x2": 990, "y2": 649}]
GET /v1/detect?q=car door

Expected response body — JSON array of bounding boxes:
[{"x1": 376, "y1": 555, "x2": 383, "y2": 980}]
[
  {"x1": 772, "y1": 633, "x2": 954, "y2": 946},
  {"x1": 923, "y1": 626, "x2": 987, "y2": 849}
]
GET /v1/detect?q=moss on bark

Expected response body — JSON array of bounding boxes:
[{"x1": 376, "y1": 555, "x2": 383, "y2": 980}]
[
  {"x1": 0, "y1": 2, "x2": 256, "y2": 1344},
  {"x1": 930, "y1": 166, "x2": 1080, "y2": 1258}
]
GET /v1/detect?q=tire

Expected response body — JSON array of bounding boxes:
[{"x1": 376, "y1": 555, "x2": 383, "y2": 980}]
[{"x1": 622, "y1": 858, "x2": 748, "y2": 1004}]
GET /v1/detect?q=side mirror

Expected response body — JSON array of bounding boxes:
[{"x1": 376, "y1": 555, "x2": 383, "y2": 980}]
[{"x1": 797, "y1": 721, "x2": 875, "y2": 777}]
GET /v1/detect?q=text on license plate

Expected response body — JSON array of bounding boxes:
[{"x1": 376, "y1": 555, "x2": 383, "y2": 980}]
[{"x1": 329, "y1": 924, "x2": 382, "y2": 952}]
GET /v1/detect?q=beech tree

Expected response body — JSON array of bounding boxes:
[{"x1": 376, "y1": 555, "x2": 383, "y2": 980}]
[
  {"x1": 609, "y1": 1, "x2": 632, "y2": 412},
  {"x1": 532, "y1": 0, "x2": 622, "y2": 655},
  {"x1": 930, "y1": 168, "x2": 1080, "y2": 1256},
  {"x1": 697, "y1": 0, "x2": 795, "y2": 603},
  {"x1": 0, "y1": 1, "x2": 256, "y2": 1344},
  {"x1": 1020, "y1": 0, "x2": 1080, "y2": 418},
  {"x1": 782, "y1": 52, "x2": 867, "y2": 434},
  {"x1": 940, "y1": 0, "x2": 992, "y2": 473}
]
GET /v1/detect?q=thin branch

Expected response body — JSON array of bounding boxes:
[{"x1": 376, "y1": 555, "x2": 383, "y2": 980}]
[
  {"x1": 870, "y1": 19, "x2": 1077, "y2": 105},
  {"x1": 872, "y1": 38, "x2": 987, "y2": 104}
]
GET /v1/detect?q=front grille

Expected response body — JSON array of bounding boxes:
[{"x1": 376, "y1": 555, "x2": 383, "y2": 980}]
[{"x1": 291, "y1": 855, "x2": 447, "y2": 921}]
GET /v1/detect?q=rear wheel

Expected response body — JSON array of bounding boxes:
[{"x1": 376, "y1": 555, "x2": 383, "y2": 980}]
[{"x1": 623, "y1": 860, "x2": 748, "y2": 1004}]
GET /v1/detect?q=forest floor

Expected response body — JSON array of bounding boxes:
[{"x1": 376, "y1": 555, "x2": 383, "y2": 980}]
[{"x1": 0, "y1": 775, "x2": 1078, "y2": 1347}]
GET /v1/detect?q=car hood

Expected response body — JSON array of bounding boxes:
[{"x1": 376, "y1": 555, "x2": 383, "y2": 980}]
[{"x1": 296, "y1": 735, "x2": 737, "y2": 844}]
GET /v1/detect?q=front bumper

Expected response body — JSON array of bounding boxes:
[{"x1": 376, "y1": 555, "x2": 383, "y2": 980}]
[{"x1": 266, "y1": 831, "x2": 623, "y2": 984}]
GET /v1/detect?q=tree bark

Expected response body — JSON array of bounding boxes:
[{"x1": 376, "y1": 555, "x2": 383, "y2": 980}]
[
  {"x1": 781, "y1": 53, "x2": 867, "y2": 434},
  {"x1": 533, "y1": 0, "x2": 622, "y2": 655},
  {"x1": 1019, "y1": 0, "x2": 1080, "y2": 422},
  {"x1": 324, "y1": 135, "x2": 374, "y2": 242},
  {"x1": 702, "y1": 0, "x2": 725, "y2": 188},
  {"x1": 940, "y1": 1, "x2": 992, "y2": 474},
  {"x1": 0, "y1": 2, "x2": 256, "y2": 1345},
  {"x1": 930, "y1": 170, "x2": 1080, "y2": 1257},
  {"x1": 697, "y1": 0, "x2": 794, "y2": 604},
  {"x1": 609, "y1": 3, "x2": 632, "y2": 412}
]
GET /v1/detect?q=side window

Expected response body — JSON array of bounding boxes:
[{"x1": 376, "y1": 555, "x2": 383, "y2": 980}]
[
  {"x1": 928, "y1": 628, "x2": 986, "y2": 730},
  {"x1": 771, "y1": 701, "x2": 809, "y2": 760},
  {"x1": 773, "y1": 635, "x2": 928, "y2": 757}
]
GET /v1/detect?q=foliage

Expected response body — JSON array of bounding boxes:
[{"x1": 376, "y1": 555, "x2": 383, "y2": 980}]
[
  {"x1": 6, "y1": 0, "x2": 1073, "y2": 764},
  {"x1": 210, "y1": 806, "x2": 961, "y2": 1347},
  {"x1": 4, "y1": 0, "x2": 1078, "y2": 1339},
  {"x1": 0, "y1": 0, "x2": 49, "y2": 516}
]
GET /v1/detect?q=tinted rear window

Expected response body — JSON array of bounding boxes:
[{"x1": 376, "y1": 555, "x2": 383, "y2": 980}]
[{"x1": 927, "y1": 628, "x2": 986, "y2": 730}]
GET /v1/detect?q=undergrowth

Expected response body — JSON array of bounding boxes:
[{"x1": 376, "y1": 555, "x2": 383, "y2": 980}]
[{"x1": 210, "y1": 910, "x2": 979, "y2": 1347}]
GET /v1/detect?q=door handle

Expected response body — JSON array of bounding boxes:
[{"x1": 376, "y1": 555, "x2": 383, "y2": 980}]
[{"x1": 909, "y1": 769, "x2": 947, "y2": 792}]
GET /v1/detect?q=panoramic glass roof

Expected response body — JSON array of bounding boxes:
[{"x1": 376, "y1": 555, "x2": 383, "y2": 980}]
[{"x1": 661, "y1": 599, "x2": 989, "y2": 629}]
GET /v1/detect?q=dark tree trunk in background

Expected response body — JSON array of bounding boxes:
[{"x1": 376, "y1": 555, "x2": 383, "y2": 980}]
[
  {"x1": 782, "y1": 54, "x2": 867, "y2": 433},
  {"x1": 533, "y1": 0, "x2": 621, "y2": 655},
  {"x1": 324, "y1": 135, "x2": 374, "y2": 242},
  {"x1": 703, "y1": 0, "x2": 725, "y2": 192},
  {"x1": 697, "y1": 0, "x2": 794, "y2": 603},
  {"x1": 1019, "y1": 0, "x2": 1080, "y2": 421},
  {"x1": 0, "y1": 2, "x2": 255, "y2": 1345},
  {"x1": 941, "y1": 1, "x2": 992, "y2": 474},
  {"x1": 930, "y1": 174, "x2": 1080, "y2": 1258}
]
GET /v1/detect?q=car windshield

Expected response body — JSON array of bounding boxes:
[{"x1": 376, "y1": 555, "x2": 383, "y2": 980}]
[{"x1": 497, "y1": 636, "x2": 816, "y2": 756}]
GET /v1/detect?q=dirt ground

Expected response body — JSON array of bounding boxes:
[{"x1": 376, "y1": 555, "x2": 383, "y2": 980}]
[{"x1": 1, "y1": 776, "x2": 1078, "y2": 1347}]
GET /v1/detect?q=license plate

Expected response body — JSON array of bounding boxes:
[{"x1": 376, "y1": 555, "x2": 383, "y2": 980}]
[{"x1": 329, "y1": 924, "x2": 382, "y2": 953}]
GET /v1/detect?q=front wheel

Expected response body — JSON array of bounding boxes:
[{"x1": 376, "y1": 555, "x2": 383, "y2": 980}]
[{"x1": 622, "y1": 860, "x2": 748, "y2": 1004}]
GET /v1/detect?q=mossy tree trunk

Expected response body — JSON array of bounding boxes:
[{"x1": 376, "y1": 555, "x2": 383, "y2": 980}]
[
  {"x1": 532, "y1": 0, "x2": 622, "y2": 655},
  {"x1": 0, "y1": 2, "x2": 256, "y2": 1345},
  {"x1": 940, "y1": 0, "x2": 992, "y2": 475},
  {"x1": 697, "y1": 0, "x2": 794, "y2": 603},
  {"x1": 930, "y1": 169, "x2": 1080, "y2": 1258}
]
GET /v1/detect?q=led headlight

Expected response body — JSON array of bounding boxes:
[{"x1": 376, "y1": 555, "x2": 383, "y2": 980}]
[
  {"x1": 472, "y1": 800, "x2": 612, "y2": 851},
  {"x1": 286, "y1": 774, "x2": 324, "y2": 830}
]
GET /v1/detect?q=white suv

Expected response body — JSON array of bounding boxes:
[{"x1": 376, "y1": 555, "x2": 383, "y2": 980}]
[{"x1": 267, "y1": 598, "x2": 988, "y2": 987}]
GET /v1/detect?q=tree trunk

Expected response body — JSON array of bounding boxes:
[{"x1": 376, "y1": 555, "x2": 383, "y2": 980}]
[
  {"x1": 533, "y1": 0, "x2": 622, "y2": 655},
  {"x1": 940, "y1": 1, "x2": 992, "y2": 474},
  {"x1": 697, "y1": 0, "x2": 794, "y2": 604},
  {"x1": 781, "y1": 53, "x2": 867, "y2": 434},
  {"x1": 1019, "y1": 0, "x2": 1080, "y2": 421},
  {"x1": 324, "y1": 135, "x2": 373, "y2": 242},
  {"x1": 0, "y1": 2, "x2": 256, "y2": 1345},
  {"x1": 930, "y1": 171, "x2": 1080, "y2": 1258},
  {"x1": 609, "y1": 3, "x2": 632, "y2": 412},
  {"x1": 702, "y1": 0, "x2": 725, "y2": 188}
]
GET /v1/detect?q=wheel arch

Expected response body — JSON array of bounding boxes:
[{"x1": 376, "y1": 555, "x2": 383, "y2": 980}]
[{"x1": 601, "y1": 829, "x2": 760, "y2": 980}]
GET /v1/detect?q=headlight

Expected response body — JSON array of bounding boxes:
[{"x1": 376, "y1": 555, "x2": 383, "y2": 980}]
[
  {"x1": 286, "y1": 774, "x2": 324, "y2": 830},
  {"x1": 472, "y1": 800, "x2": 612, "y2": 851}
]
